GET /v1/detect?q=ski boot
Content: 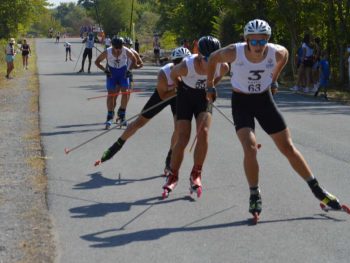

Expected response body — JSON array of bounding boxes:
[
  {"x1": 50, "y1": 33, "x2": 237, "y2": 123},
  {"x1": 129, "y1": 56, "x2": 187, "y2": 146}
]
[
  {"x1": 94, "y1": 138, "x2": 126, "y2": 166},
  {"x1": 308, "y1": 179, "x2": 342, "y2": 210},
  {"x1": 162, "y1": 170, "x2": 178, "y2": 199},
  {"x1": 116, "y1": 108, "x2": 127, "y2": 127},
  {"x1": 249, "y1": 193, "x2": 262, "y2": 224},
  {"x1": 104, "y1": 111, "x2": 115, "y2": 130},
  {"x1": 189, "y1": 166, "x2": 202, "y2": 198}
]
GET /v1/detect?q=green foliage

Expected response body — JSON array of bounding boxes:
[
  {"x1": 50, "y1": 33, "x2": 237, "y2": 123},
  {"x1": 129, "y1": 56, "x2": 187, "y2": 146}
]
[
  {"x1": 0, "y1": 0, "x2": 49, "y2": 38},
  {"x1": 161, "y1": 31, "x2": 177, "y2": 50}
]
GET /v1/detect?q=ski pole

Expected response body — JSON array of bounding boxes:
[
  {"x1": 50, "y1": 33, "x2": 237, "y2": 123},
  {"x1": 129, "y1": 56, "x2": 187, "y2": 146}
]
[
  {"x1": 189, "y1": 114, "x2": 208, "y2": 153},
  {"x1": 64, "y1": 94, "x2": 177, "y2": 154},
  {"x1": 74, "y1": 43, "x2": 85, "y2": 71},
  {"x1": 86, "y1": 90, "x2": 142, "y2": 100},
  {"x1": 212, "y1": 103, "x2": 261, "y2": 149},
  {"x1": 211, "y1": 103, "x2": 235, "y2": 126}
]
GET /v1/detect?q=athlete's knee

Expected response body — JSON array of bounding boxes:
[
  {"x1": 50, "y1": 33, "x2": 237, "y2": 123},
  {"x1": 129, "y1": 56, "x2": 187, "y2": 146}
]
[
  {"x1": 177, "y1": 131, "x2": 191, "y2": 148},
  {"x1": 279, "y1": 142, "x2": 297, "y2": 157},
  {"x1": 243, "y1": 143, "x2": 258, "y2": 158}
]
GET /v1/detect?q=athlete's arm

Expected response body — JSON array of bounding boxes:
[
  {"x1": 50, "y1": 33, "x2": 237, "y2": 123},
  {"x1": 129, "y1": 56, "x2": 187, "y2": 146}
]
[
  {"x1": 170, "y1": 60, "x2": 188, "y2": 85},
  {"x1": 213, "y1": 63, "x2": 230, "y2": 85},
  {"x1": 94, "y1": 51, "x2": 108, "y2": 71},
  {"x1": 157, "y1": 70, "x2": 176, "y2": 100},
  {"x1": 125, "y1": 48, "x2": 138, "y2": 69},
  {"x1": 207, "y1": 44, "x2": 236, "y2": 88},
  {"x1": 131, "y1": 49, "x2": 144, "y2": 69},
  {"x1": 272, "y1": 45, "x2": 289, "y2": 82}
]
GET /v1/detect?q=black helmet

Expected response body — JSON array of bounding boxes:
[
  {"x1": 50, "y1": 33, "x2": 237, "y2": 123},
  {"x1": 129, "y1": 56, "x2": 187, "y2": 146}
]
[
  {"x1": 198, "y1": 36, "x2": 221, "y2": 57},
  {"x1": 111, "y1": 37, "x2": 123, "y2": 49},
  {"x1": 124, "y1": 37, "x2": 133, "y2": 46}
]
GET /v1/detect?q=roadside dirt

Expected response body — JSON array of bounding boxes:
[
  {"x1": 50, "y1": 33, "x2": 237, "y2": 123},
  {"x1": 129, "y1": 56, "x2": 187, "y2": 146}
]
[{"x1": 0, "y1": 63, "x2": 55, "y2": 262}]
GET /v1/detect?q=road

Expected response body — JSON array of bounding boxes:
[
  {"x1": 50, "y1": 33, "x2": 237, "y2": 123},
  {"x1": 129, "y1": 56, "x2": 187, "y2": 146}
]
[{"x1": 37, "y1": 38, "x2": 350, "y2": 263}]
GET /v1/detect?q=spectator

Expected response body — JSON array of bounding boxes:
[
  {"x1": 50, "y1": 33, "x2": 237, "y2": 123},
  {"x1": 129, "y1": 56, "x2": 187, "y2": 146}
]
[
  {"x1": 192, "y1": 38, "x2": 198, "y2": 54},
  {"x1": 55, "y1": 31, "x2": 60, "y2": 43},
  {"x1": 20, "y1": 39, "x2": 31, "y2": 69},
  {"x1": 135, "y1": 39, "x2": 140, "y2": 53},
  {"x1": 5, "y1": 38, "x2": 16, "y2": 79},
  {"x1": 312, "y1": 36, "x2": 322, "y2": 92},
  {"x1": 291, "y1": 34, "x2": 313, "y2": 92},
  {"x1": 153, "y1": 34, "x2": 161, "y2": 66},
  {"x1": 314, "y1": 50, "x2": 330, "y2": 100},
  {"x1": 104, "y1": 35, "x2": 111, "y2": 49}
]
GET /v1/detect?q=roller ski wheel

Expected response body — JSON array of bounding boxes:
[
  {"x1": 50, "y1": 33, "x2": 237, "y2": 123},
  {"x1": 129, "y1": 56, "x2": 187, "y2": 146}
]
[
  {"x1": 190, "y1": 185, "x2": 202, "y2": 198},
  {"x1": 320, "y1": 203, "x2": 350, "y2": 214},
  {"x1": 189, "y1": 169, "x2": 202, "y2": 198},
  {"x1": 105, "y1": 120, "x2": 112, "y2": 130},
  {"x1": 162, "y1": 173, "x2": 178, "y2": 199},
  {"x1": 252, "y1": 212, "x2": 260, "y2": 225}
]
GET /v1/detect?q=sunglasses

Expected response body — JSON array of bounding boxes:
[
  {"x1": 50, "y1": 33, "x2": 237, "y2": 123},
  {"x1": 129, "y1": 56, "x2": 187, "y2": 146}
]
[{"x1": 249, "y1": 39, "x2": 268, "y2": 46}]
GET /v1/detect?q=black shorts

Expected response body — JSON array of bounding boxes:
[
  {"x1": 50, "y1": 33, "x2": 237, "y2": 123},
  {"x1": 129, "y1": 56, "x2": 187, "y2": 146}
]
[
  {"x1": 83, "y1": 48, "x2": 93, "y2": 60},
  {"x1": 176, "y1": 84, "x2": 211, "y2": 121},
  {"x1": 22, "y1": 51, "x2": 29, "y2": 56},
  {"x1": 154, "y1": 49, "x2": 160, "y2": 55},
  {"x1": 141, "y1": 89, "x2": 176, "y2": 119},
  {"x1": 231, "y1": 90, "x2": 286, "y2": 134},
  {"x1": 65, "y1": 47, "x2": 71, "y2": 53}
]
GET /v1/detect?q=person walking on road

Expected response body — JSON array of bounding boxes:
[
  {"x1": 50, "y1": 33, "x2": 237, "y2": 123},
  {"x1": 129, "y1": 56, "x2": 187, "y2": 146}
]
[
  {"x1": 78, "y1": 32, "x2": 95, "y2": 74},
  {"x1": 95, "y1": 37, "x2": 141, "y2": 129},
  {"x1": 98, "y1": 47, "x2": 192, "y2": 176},
  {"x1": 206, "y1": 19, "x2": 345, "y2": 220},
  {"x1": 20, "y1": 39, "x2": 31, "y2": 69},
  {"x1": 64, "y1": 41, "x2": 73, "y2": 61},
  {"x1": 5, "y1": 38, "x2": 16, "y2": 79},
  {"x1": 162, "y1": 36, "x2": 229, "y2": 198}
]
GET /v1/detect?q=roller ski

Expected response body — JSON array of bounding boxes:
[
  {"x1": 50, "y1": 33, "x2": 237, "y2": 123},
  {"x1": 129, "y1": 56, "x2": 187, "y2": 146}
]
[
  {"x1": 308, "y1": 178, "x2": 349, "y2": 214},
  {"x1": 249, "y1": 193, "x2": 262, "y2": 224},
  {"x1": 189, "y1": 167, "x2": 202, "y2": 198},
  {"x1": 162, "y1": 170, "x2": 178, "y2": 199},
  {"x1": 116, "y1": 108, "x2": 127, "y2": 127},
  {"x1": 104, "y1": 111, "x2": 115, "y2": 130}
]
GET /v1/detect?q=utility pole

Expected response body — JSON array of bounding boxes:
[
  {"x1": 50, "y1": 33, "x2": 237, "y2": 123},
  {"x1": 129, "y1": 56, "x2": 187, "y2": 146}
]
[{"x1": 129, "y1": 0, "x2": 134, "y2": 36}]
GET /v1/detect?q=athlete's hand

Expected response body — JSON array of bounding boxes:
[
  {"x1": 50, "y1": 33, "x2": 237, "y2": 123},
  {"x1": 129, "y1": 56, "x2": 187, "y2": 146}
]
[
  {"x1": 104, "y1": 69, "x2": 112, "y2": 78},
  {"x1": 270, "y1": 81, "x2": 278, "y2": 95},
  {"x1": 206, "y1": 87, "x2": 217, "y2": 103},
  {"x1": 125, "y1": 70, "x2": 132, "y2": 78}
]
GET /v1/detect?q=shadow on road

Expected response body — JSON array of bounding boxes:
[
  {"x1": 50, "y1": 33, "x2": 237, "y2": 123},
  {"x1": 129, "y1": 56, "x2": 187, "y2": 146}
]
[
  {"x1": 73, "y1": 172, "x2": 163, "y2": 190},
  {"x1": 80, "y1": 211, "x2": 344, "y2": 248}
]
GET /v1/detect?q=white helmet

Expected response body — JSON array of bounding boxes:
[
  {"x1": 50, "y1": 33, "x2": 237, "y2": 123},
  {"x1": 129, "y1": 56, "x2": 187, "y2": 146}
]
[
  {"x1": 244, "y1": 19, "x2": 271, "y2": 37},
  {"x1": 171, "y1": 47, "x2": 191, "y2": 60}
]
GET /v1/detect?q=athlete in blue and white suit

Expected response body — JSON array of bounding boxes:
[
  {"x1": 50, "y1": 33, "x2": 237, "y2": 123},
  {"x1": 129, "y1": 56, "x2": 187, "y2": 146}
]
[{"x1": 95, "y1": 37, "x2": 142, "y2": 129}]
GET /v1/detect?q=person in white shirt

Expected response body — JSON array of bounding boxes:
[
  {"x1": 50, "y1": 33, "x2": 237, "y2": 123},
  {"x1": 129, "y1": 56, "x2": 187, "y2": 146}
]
[{"x1": 206, "y1": 19, "x2": 344, "y2": 222}]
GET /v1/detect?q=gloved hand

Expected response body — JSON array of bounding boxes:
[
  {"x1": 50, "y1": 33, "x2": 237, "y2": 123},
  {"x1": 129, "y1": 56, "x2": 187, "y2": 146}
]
[
  {"x1": 104, "y1": 69, "x2": 112, "y2": 78},
  {"x1": 125, "y1": 70, "x2": 132, "y2": 78},
  {"x1": 206, "y1": 87, "x2": 217, "y2": 102},
  {"x1": 270, "y1": 81, "x2": 278, "y2": 95}
]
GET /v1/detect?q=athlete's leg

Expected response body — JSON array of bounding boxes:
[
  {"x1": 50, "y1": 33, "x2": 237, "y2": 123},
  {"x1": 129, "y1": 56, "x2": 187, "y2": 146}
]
[
  {"x1": 270, "y1": 128, "x2": 312, "y2": 180},
  {"x1": 236, "y1": 127, "x2": 260, "y2": 187},
  {"x1": 22, "y1": 55, "x2": 25, "y2": 67},
  {"x1": 120, "y1": 116, "x2": 150, "y2": 141},
  {"x1": 80, "y1": 50, "x2": 87, "y2": 72},
  {"x1": 193, "y1": 111, "x2": 212, "y2": 166},
  {"x1": 87, "y1": 50, "x2": 92, "y2": 73},
  {"x1": 169, "y1": 120, "x2": 191, "y2": 171}
]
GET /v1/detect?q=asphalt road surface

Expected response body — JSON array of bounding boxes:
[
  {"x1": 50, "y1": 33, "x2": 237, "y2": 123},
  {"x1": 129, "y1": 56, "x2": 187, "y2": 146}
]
[{"x1": 37, "y1": 38, "x2": 350, "y2": 263}]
